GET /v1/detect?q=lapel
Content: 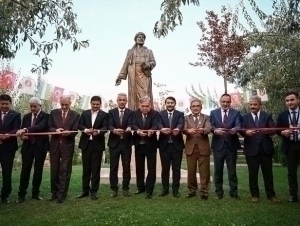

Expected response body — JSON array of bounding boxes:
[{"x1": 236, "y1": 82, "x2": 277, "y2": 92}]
[
  {"x1": 35, "y1": 111, "x2": 44, "y2": 125},
  {"x1": 226, "y1": 108, "x2": 234, "y2": 126},
  {"x1": 122, "y1": 108, "x2": 130, "y2": 126},
  {"x1": 258, "y1": 111, "x2": 265, "y2": 127},
  {"x1": 143, "y1": 111, "x2": 151, "y2": 128},
  {"x1": 285, "y1": 110, "x2": 290, "y2": 125},
  {"x1": 60, "y1": 109, "x2": 72, "y2": 127},
  {"x1": 189, "y1": 114, "x2": 196, "y2": 128},
  {"x1": 215, "y1": 108, "x2": 222, "y2": 125},
  {"x1": 164, "y1": 111, "x2": 169, "y2": 127},
  {"x1": 86, "y1": 110, "x2": 92, "y2": 128},
  {"x1": 93, "y1": 110, "x2": 102, "y2": 128},
  {"x1": 136, "y1": 110, "x2": 143, "y2": 128},
  {"x1": 114, "y1": 108, "x2": 120, "y2": 126},
  {"x1": 1, "y1": 110, "x2": 13, "y2": 127}
]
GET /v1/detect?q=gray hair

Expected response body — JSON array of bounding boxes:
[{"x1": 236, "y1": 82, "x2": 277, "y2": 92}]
[
  {"x1": 190, "y1": 98, "x2": 202, "y2": 107},
  {"x1": 117, "y1": 93, "x2": 127, "y2": 98},
  {"x1": 29, "y1": 97, "x2": 42, "y2": 105},
  {"x1": 249, "y1": 95, "x2": 262, "y2": 104},
  {"x1": 139, "y1": 96, "x2": 151, "y2": 103},
  {"x1": 60, "y1": 95, "x2": 71, "y2": 102}
]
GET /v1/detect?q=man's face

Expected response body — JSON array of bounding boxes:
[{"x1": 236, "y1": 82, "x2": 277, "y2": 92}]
[
  {"x1": 117, "y1": 95, "x2": 127, "y2": 109},
  {"x1": 285, "y1": 94, "x2": 299, "y2": 110},
  {"x1": 0, "y1": 100, "x2": 11, "y2": 112},
  {"x1": 30, "y1": 103, "x2": 41, "y2": 114},
  {"x1": 220, "y1": 96, "x2": 231, "y2": 110},
  {"x1": 60, "y1": 98, "x2": 71, "y2": 112},
  {"x1": 139, "y1": 100, "x2": 151, "y2": 114},
  {"x1": 136, "y1": 35, "x2": 145, "y2": 45},
  {"x1": 249, "y1": 100, "x2": 261, "y2": 113},
  {"x1": 165, "y1": 98, "x2": 176, "y2": 112},
  {"x1": 190, "y1": 101, "x2": 202, "y2": 115},
  {"x1": 91, "y1": 100, "x2": 101, "y2": 112}
]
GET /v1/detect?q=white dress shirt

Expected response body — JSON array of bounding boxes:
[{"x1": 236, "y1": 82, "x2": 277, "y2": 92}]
[
  {"x1": 221, "y1": 109, "x2": 229, "y2": 122},
  {"x1": 251, "y1": 111, "x2": 260, "y2": 121}
]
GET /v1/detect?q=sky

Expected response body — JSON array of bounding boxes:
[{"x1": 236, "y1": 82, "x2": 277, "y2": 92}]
[{"x1": 8, "y1": 0, "x2": 272, "y2": 106}]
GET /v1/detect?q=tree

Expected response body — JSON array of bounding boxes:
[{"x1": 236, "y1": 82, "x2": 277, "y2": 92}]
[
  {"x1": 190, "y1": 6, "x2": 250, "y2": 93},
  {"x1": 153, "y1": 82, "x2": 174, "y2": 110},
  {"x1": 0, "y1": 0, "x2": 89, "y2": 74}
]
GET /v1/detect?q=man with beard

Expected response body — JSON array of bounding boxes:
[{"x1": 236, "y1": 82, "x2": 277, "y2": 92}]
[
  {"x1": 240, "y1": 96, "x2": 281, "y2": 203},
  {"x1": 77, "y1": 96, "x2": 108, "y2": 200},
  {"x1": 108, "y1": 93, "x2": 133, "y2": 197},
  {"x1": 158, "y1": 96, "x2": 184, "y2": 198},
  {"x1": 132, "y1": 96, "x2": 159, "y2": 199}
]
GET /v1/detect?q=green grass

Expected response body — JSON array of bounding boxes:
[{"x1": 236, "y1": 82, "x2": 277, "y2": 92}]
[{"x1": 0, "y1": 165, "x2": 299, "y2": 226}]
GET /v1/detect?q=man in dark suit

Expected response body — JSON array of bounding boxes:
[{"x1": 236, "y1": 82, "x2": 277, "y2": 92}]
[
  {"x1": 0, "y1": 94, "x2": 21, "y2": 204},
  {"x1": 15, "y1": 97, "x2": 49, "y2": 203},
  {"x1": 158, "y1": 96, "x2": 184, "y2": 198},
  {"x1": 276, "y1": 91, "x2": 300, "y2": 202},
  {"x1": 132, "y1": 96, "x2": 159, "y2": 199},
  {"x1": 76, "y1": 96, "x2": 108, "y2": 200},
  {"x1": 108, "y1": 93, "x2": 133, "y2": 197},
  {"x1": 48, "y1": 95, "x2": 80, "y2": 203},
  {"x1": 210, "y1": 93, "x2": 241, "y2": 199},
  {"x1": 240, "y1": 96, "x2": 281, "y2": 203}
]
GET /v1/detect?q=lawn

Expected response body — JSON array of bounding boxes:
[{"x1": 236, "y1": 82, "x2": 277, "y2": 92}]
[{"x1": 0, "y1": 165, "x2": 299, "y2": 226}]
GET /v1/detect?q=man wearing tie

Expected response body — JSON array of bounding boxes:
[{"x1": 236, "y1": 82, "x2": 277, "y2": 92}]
[
  {"x1": 276, "y1": 91, "x2": 300, "y2": 202},
  {"x1": 0, "y1": 94, "x2": 21, "y2": 204},
  {"x1": 77, "y1": 96, "x2": 108, "y2": 200},
  {"x1": 210, "y1": 93, "x2": 241, "y2": 199},
  {"x1": 240, "y1": 96, "x2": 281, "y2": 203},
  {"x1": 48, "y1": 95, "x2": 80, "y2": 203},
  {"x1": 158, "y1": 96, "x2": 184, "y2": 198},
  {"x1": 184, "y1": 99, "x2": 211, "y2": 199},
  {"x1": 108, "y1": 93, "x2": 133, "y2": 197},
  {"x1": 16, "y1": 97, "x2": 49, "y2": 203},
  {"x1": 132, "y1": 96, "x2": 159, "y2": 199}
]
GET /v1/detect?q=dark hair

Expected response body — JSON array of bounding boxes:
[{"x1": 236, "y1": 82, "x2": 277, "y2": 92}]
[
  {"x1": 220, "y1": 93, "x2": 231, "y2": 99},
  {"x1": 90, "y1": 96, "x2": 102, "y2": 104},
  {"x1": 0, "y1": 94, "x2": 12, "y2": 103},
  {"x1": 165, "y1": 96, "x2": 176, "y2": 104},
  {"x1": 285, "y1": 91, "x2": 299, "y2": 98}
]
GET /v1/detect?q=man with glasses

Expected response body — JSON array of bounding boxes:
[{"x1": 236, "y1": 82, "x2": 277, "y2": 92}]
[
  {"x1": 210, "y1": 94, "x2": 241, "y2": 200},
  {"x1": 15, "y1": 97, "x2": 49, "y2": 203}
]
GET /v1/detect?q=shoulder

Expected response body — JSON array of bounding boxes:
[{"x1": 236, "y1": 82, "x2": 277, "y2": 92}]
[
  {"x1": 10, "y1": 110, "x2": 20, "y2": 115},
  {"x1": 50, "y1": 109, "x2": 59, "y2": 114},
  {"x1": 100, "y1": 110, "x2": 108, "y2": 115},
  {"x1": 70, "y1": 110, "x2": 80, "y2": 116},
  {"x1": 174, "y1": 110, "x2": 183, "y2": 116},
  {"x1": 126, "y1": 108, "x2": 133, "y2": 113},
  {"x1": 278, "y1": 110, "x2": 289, "y2": 118},
  {"x1": 40, "y1": 111, "x2": 49, "y2": 116},
  {"x1": 201, "y1": 113, "x2": 210, "y2": 119}
]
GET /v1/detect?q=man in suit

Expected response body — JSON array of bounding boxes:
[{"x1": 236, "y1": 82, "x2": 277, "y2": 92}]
[
  {"x1": 240, "y1": 96, "x2": 281, "y2": 203},
  {"x1": 15, "y1": 97, "x2": 49, "y2": 203},
  {"x1": 0, "y1": 94, "x2": 21, "y2": 204},
  {"x1": 276, "y1": 91, "x2": 300, "y2": 202},
  {"x1": 76, "y1": 96, "x2": 108, "y2": 200},
  {"x1": 184, "y1": 99, "x2": 211, "y2": 200},
  {"x1": 210, "y1": 93, "x2": 241, "y2": 199},
  {"x1": 48, "y1": 95, "x2": 80, "y2": 203},
  {"x1": 108, "y1": 93, "x2": 133, "y2": 197},
  {"x1": 132, "y1": 96, "x2": 159, "y2": 199},
  {"x1": 158, "y1": 96, "x2": 184, "y2": 198}
]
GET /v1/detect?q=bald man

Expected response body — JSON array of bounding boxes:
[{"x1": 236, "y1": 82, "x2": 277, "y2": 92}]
[{"x1": 48, "y1": 95, "x2": 80, "y2": 203}]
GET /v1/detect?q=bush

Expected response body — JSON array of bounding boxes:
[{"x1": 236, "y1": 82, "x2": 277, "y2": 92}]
[{"x1": 272, "y1": 136, "x2": 286, "y2": 166}]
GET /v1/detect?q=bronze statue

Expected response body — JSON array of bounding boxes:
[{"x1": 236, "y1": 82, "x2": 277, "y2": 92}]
[{"x1": 115, "y1": 32, "x2": 156, "y2": 110}]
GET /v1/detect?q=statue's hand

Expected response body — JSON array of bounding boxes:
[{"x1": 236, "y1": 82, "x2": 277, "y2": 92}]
[{"x1": 115, "y1": 79, "x2": 121, "y2": 86}]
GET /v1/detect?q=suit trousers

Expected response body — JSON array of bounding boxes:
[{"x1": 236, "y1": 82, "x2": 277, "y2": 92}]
[
  {"x1": 159, "y1": 143, "x2": 182, "y2": 192},
  {"x1": 50, "y1": 144, "x2": 74, "y2": 199},
  {"x1": 245, "y1": 144, "x2": 275, "y2": 198},
  {"x1": 81, "y1": 141, "x2": 103, "y2": 193},
  {"x1": 109, "y1": 140, "x2": 132, "y2": 191},
  {"x1": 186, "y1": 145, "x2": 210, "y2": 195},
  {"x1": 0, "y1": 151, "x2": 15, "y2": 198},
  {"x1": 213, "y1": 142, "x2": 238, "y2": 196},
  {"x1": 18, "y1": 143, "x2": 47, "y2": 197},
  {"x1": 285, "y1": 142, "x2": 300, "y2": 196},
  {"x1": 135, "y1": 145, "x2": 157, "y2": 194}
]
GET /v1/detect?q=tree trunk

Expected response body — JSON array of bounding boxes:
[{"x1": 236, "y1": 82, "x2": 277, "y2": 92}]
[{"x1": 223, "y1": 76, "x2": 228, "y2": 94}]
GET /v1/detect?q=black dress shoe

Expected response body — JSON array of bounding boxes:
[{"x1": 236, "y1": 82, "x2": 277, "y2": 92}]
[
  {"x1": 186, "y1": 193, "x2": 196, "y2": 198},
  {"x1": 230, "y1": 194, "x2": 241, "y2": 200},
  {"x1": 76, "y1": 192, "x2": 89, "y2": 199},
  {"x1": 173, "y1": 191, "x2": 180, "y2": 198},
  {"x1": 201, "y1": 195, "x2": 208, "y2": 200},
  {"x1": 16, "y1": 197, "x2": 25, "y2": 203},
  {"x1": 159, "y1": 190, "x2": 169, "y2": 197},
  {"x1": 91, "y1": 193, "x2": 98, "y2": 200},
  {"x1": 123, "y1": 190, "x2": 130, "y2": 197},
  {"x1": 145, "y1": 193, "x2": 153, "y2": 199},
  {"x1": 32, "y1": 196, "x2": 43, "y2": 201},
  {"x1": 56, "y1": 198, "x2": 64, "y2": 204},
  {"x1": 1, "y1": 197, "x2": 9, "y2": 204},
  {"x1": 111, "y1": 190, "x2": 118, "y2": 197},
  {"x1": 48, "y1": 195, "x2": 57, "y2": 201},
  {"x1": 135, "y1": 190, "x2": 145, "y2": 195},
  {"x1": 288, "y1": 195, "x2": 299, "y2": 202},
  {"x1": 216, "y1": 194, "x2": 223, "y2": 199}
]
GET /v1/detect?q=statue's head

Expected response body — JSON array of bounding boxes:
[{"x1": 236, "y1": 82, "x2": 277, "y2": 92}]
[{"x1": 134, "y1": 32, "x2": 146, "y2": 46}]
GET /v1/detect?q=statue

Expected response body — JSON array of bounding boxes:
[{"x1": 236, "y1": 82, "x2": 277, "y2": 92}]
[{"x1": 115, "y1": 32, "x2": 156, "y2": 110}]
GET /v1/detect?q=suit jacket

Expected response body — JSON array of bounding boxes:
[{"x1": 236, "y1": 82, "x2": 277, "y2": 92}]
[
  {"x1": 183, "y1": 113, "x2": 211, "y2": 156},
  {"x1": 48, "y1": 109, "x2": 80, "y2": 153},
  {"x1": 240, "y1": 111, "x2": 275, "y2": 156},
  {"x1": 132, "y1": 109, "x2": 159, "y2": 152},
  {"x1": 276, "y1": 110, "x2": 295, "y2": 154},
  {"x1": 20, "y1": 111, "x2": 49, "y2": 154},
  {"x1": 107, "y1": 107, "x2": 133, "y2": 148},
  {"x1": 210, "y1": 108, "x2": 241, "y2": 151},
  {"x1": 158, "y1": 110, "x2": 184, "y2": 151},
  {"x1": 0, "y1": 110, "x2": 21, "y2": 152},
  {"x1": 78, "y1": 109, "x2": 108, "y2": 151}
]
